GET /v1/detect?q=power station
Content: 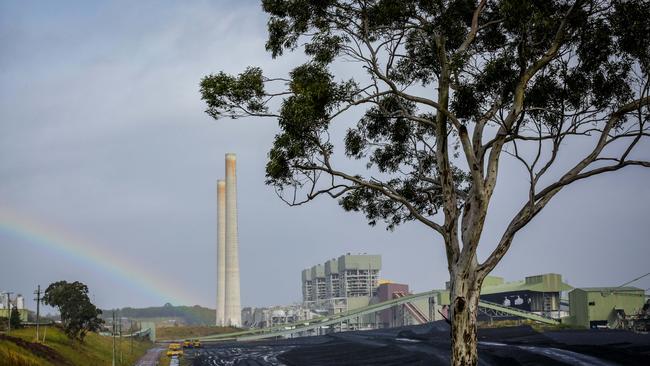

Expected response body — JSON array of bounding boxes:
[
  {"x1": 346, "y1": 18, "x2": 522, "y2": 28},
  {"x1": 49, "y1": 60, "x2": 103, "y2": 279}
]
[
  {"x1": 209, "y1": 155, "x2": 649, "y2": 334},
  {"x1": 216, "y1": 153, "x2": 241, "y2": 327}
]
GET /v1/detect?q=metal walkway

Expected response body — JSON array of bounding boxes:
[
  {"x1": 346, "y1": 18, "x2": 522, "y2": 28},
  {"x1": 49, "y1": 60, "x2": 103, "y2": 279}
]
[{"x1": 198, "y1": 290, "x2": 559, "y2": 342}]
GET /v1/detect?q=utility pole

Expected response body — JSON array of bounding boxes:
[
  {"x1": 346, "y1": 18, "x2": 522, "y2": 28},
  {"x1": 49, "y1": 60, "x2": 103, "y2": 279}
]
[
  {"x1": 119, "y1": 313, "x2": 123, "y2": 365},
  {"x1": 34, "y1": 285, "x2": 42, "y2": 342},
  {"x1": 112, "y1": 310, "x2": 116, "y2": 366},
  {"x1": 42, "y1": 322, "x2": 47, "y2": 343},
  {"x1": 130, "y1": 320, "x2": 133, "y2": 357},
  {"x1": 5, "y1": 292, "x2": 13, "y2": 334}
]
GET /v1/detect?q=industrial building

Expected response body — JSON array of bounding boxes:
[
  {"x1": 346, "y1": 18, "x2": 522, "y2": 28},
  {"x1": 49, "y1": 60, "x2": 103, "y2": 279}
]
[
  {"x1": 242, "y1": 304, "x2": 315, "y2": 329},
  {"x1": 297, "y1": 254, "x2": 446, "y2": 330},
  {"x1": 301, "y1": 269, "x2": 313, "y2": 302},
  {"x1": 324, "y1": 258, "x2": 339, "y2": 299},
  {"x1": 215, "y1": 153, "x2": 241, "y2": 327},
  {"x1": 478, "y1": 273, "x2": 572, "y2": 319},
  {"x1": 0, "y1": 293, "x2": 28, "y2": 322},
  {"x1": 0, "y1": 293, "x2": 24, "y2": 310},
  {"x1": 373, "y1": 282, "x2": 443, "y2": 328},
  {"x1": 310, "y1": 264, "x2": 327, "y2": 301},
  {"x1": 301, "y1": 254, "x2": 381, "y2": 315},
  {"x1": 567, "y1": 287, "x2": 646, "y2": 328},
  {"x1": 298, "y1": 261, "x2": 579, "y2": 330},
  {"x1": 302, "y1": 254, "x2": 381, "y2": 303},
  {"x1": 241, "y1": 258, "x2": 649, "y2": 333}
]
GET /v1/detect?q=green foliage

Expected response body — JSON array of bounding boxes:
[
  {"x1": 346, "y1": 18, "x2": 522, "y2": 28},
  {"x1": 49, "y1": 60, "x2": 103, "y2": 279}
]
[
  {"x1": 10, "y1": 306, "x2": 23, "y2": 329},
  {"x1": 42, "y1": 281, "x2": 104, "y2": 341},
  {"x1": 266, "y1": 63, "x2": 357, "y2": 185},
  {"x1": 200, "y1": 67, "x2": 268, "y2": 119},
  {"x1": 107, "y1": 304, "x2": 216, "y2": 325},
  {"x1": 200, "y1": 0, "x2": 649, "y2": 231},
  {"x1": 0, "y1": 326, "x2": 152, "y2": 366}
]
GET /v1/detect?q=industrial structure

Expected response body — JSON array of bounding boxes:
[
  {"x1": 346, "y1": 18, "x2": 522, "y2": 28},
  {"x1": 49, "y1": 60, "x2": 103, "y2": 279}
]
[
  {"x1": 215, "y1": 153, "x2": 241, "y2": 327},
  {"x1": 298, "y1": 259, "x2": 574, "y2": 330},
  {"x1": 302, "y1": 254, "x2": 381, "y2": 302},
  {"x1": 0, "y1": 292, "x2": 28, "y2": 322},
  {"x1": 227, "y1": 289, "x2": 559, "y2": 341},
  {"x1": 241, "y1": 304, "x2": 315, "y2": 329},
  {"x1": 230, "y1": 266, "x2": 649, "y2": 339},
  {"x1": 477, "y1": 273, "x2": 572, "y2": 319},
  {"x1": 301, "y1": 254, "x2": 382, "y2": 316},
  {"x1": 567, "y1": 287, "x2": 646, "y2": 328},
  {"x1": 298, "y1": 254, "x2": 447, "y2": 330}
]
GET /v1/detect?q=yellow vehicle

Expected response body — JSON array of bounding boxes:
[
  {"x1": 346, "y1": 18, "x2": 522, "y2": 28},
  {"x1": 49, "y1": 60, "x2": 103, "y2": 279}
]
[
  {"x1": 193, "y1": 339, "x2": 202, "y2": 348},
  {"x1": 183, "y1": 339, "x2": 193, "y2": 348},
  {"x1": 166, "y1": 343, "x2": 184, "y2": 357}
]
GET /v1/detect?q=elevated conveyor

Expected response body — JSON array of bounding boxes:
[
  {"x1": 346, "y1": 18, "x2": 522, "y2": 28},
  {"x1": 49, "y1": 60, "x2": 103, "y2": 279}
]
[
  {"x1": 393, "y1": 291, "x2": 428, "y2": 324},
  {"x1": 198, "y1": 290, "x2": 559, "y2": 342}
]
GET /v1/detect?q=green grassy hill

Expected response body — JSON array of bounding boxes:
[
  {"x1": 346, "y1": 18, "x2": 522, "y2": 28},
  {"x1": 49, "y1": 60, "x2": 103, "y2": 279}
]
[
  {"x1": 0, "y1": 326, "x2": 151, "y2": 366},
  {"x1": 155, "y1": 325, "x2": 238, "y2": 340},
  {"x1": 104, "y1": 304, "x2": 216, "y2": 325}
]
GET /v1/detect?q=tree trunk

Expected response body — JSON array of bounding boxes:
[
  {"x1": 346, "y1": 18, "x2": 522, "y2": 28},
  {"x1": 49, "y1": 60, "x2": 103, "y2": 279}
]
[{"x1": 450, "y1": 272, "x2": 481, "y2": 366}]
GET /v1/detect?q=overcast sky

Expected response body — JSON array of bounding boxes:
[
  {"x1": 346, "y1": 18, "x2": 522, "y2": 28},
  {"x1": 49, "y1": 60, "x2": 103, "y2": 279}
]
[{"x1": 1, "y1": 0, "x2": 649, "y2": 312}]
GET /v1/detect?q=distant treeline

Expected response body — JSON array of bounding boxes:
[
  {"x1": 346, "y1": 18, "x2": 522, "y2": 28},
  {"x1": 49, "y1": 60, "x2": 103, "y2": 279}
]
[{"x1": 102, "y1": 303, "x2": 215, "y2": 325}]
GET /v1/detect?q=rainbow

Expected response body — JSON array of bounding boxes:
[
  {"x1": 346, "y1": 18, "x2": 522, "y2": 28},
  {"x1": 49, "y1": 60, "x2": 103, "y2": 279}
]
[{"x1": 0, "y1": 207, "x2": 196, "y2": 306}]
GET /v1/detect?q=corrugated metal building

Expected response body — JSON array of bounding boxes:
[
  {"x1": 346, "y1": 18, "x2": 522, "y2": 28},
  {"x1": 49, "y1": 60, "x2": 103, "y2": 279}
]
[
  {"x1": 567, "y1": 287, "x2": 645, "y2": 328},
  {"x1": 479, "y1": 273, "x2": 572, "y2": 318}
]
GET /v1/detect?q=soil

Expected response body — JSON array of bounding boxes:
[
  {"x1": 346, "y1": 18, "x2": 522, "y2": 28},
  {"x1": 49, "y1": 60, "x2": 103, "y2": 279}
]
[{"x1": 0, "y1": 334, "x2": 72, "y2": 366}]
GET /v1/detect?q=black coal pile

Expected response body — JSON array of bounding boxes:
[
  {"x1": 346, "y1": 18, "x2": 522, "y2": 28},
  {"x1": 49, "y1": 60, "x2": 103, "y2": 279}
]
[{"x1": 276, "y1": 321, "x2": 650, "y2": 366}]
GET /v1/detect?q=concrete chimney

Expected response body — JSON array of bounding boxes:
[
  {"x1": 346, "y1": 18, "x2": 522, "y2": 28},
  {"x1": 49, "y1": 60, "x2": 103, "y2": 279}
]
[
  {"x1": 216, "y1": 180, "x2": 226, "y2": 326},
  {"x1": 224, "y1": 153, "x2": 241, "y2": 327}
]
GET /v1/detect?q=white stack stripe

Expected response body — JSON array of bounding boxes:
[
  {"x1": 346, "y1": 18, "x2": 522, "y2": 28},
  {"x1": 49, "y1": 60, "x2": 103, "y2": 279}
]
[
  {"x1": 216, "y1": 180, "x2": 226, "y2": 326},
  {"x1": 224, "y1": 153, "x2": 241, "y2": 327}
]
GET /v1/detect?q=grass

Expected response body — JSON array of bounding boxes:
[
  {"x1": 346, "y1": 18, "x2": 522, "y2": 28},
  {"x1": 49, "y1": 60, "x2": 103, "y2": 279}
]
[
  {"x1": 0, "y1": 325, "x2": 153, "y2": 366},
  {"x1": 0, "y1": 339, "x2": 43, "y2": 366},
  {"x1": 156, "y1": 325, "x2": 238, "y2": 340}
]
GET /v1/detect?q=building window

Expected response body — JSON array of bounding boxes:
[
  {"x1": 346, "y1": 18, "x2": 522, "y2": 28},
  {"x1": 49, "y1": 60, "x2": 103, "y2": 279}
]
[{"x1": 588, "y1": 301, "x2": 595, "y2": 306}]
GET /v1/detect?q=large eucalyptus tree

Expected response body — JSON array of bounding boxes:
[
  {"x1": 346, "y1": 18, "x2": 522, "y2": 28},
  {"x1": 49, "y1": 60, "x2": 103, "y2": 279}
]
[{"x1": 200, "y1": 0, "x2": 650, "y2": 364}]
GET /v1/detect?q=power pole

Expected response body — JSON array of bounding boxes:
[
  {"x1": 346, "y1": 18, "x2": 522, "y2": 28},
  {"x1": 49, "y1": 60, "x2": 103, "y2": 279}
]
[
  {"x1": 5, "y1": 292, "x2": 13, "y2": 334},
  {"x1": 119, "y1": 314, "x2": 123, "y2": 365},
  {"x1": 112, "y1": 310, "x2": 116, "y2": 366},
  {"x1": 34, "y1": 285, "x2": 42, "y2": 342},
  {"x1": 130, "y1": 320, "x2": 133, "y2": 356}
]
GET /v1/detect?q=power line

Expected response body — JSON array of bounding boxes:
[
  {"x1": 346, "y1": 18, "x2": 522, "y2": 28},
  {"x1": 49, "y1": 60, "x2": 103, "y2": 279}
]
[{"x1": 617, "y1": 272, "x2": 650, "y2": 288}]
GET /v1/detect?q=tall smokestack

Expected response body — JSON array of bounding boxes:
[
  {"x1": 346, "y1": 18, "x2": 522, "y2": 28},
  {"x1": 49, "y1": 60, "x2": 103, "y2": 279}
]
[
  {"x1": 224, "y1": 153, "x2": 241, "y2": 326},
  {"x1": 216, "y1": 180, "x2": 226, "y2": 326}
]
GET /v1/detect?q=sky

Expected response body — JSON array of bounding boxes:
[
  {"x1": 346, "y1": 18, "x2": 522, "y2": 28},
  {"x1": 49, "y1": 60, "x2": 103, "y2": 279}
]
[{"x1": 1, "y1": 0, "x2": 649, "y2": 312}]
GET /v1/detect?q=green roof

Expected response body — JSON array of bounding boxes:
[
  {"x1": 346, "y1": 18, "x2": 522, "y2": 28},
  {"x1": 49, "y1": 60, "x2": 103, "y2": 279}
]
[
  {"x1": 311, "y1": 264, "x2": 325, "y2": 278},
  {"x1": 325, "y1": 258, "x2": 339, "y2": 275},
  {"x1": 481, "y1": 273, "x2": 572, "y2": 294},
  {"x1": 573, "y1": 286, "x2": 643, "y2": 293},
  {"x1": 337, "y1": 254, "x2": 381, "y2": 271}
]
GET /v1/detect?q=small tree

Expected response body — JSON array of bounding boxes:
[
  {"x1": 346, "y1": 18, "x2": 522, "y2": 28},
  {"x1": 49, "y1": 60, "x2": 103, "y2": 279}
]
[
  {"x1": 42, "y1": 281, "x2": 104, "y2": 341},
  {"x1": 9, "y1": 306, "x2": 22, "y2": 329},
  {"x1": 200, "y1": 1, "x2": 649, "y2": 364}
]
